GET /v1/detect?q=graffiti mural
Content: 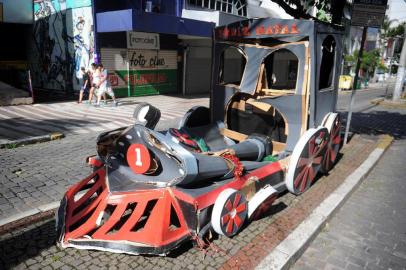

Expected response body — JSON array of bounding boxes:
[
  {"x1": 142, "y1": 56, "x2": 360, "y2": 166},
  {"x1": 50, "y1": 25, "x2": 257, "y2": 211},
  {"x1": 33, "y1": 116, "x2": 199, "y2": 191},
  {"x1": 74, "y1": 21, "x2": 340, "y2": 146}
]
[
  {"x1": 72, "y1": 9, "x2": 94, "y2": 80},
  {"x1": 30, "y1": 0, "x2": 94, "y2": 92}
]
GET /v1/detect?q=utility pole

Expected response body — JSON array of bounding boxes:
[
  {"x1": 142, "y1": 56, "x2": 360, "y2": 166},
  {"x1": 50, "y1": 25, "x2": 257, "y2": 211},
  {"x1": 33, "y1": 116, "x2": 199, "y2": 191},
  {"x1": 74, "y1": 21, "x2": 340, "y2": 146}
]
[
  {"x1": 392, "y1": 36, "x2": 406, "y2": 101},
  {"x1": 344, "y1": 26, "x2": 368, "y2": 145}
]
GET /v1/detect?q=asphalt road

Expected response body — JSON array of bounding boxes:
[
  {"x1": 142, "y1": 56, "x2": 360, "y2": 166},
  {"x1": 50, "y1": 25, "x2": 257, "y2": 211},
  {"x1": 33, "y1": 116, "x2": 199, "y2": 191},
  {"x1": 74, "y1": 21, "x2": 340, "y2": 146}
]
[{"x1": 337, "y1": 84, "x2": 390, "y2": 113}]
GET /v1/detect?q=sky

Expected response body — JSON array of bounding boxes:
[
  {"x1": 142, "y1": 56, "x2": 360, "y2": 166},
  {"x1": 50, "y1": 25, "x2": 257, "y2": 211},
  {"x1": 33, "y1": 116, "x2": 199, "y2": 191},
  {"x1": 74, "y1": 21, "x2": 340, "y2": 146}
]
[{"x1": 388, "y1": 0, "x2": 406, "y2": 25}]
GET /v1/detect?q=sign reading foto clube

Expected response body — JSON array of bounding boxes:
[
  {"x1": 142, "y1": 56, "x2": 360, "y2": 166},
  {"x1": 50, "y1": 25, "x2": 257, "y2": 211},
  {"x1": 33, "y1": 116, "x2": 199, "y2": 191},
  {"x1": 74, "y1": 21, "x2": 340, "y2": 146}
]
[{"x1": 127, "y1": 31, "x2": 160, "y2": 50}]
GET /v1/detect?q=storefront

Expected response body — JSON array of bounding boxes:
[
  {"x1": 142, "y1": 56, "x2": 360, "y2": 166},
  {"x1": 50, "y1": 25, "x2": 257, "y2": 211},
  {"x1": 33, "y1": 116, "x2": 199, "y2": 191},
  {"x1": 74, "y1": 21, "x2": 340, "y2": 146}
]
[
  {"x1": 95, "y1": 7, "x2": 213, "y2": 97},
  {"x1": 101, "y1": 47, "x2": 178, "y2": 97}
]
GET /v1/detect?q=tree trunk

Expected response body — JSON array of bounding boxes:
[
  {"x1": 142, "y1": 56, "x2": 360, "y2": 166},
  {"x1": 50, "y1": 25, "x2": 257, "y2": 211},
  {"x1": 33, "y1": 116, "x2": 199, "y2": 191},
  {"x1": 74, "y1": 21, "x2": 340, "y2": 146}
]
[
  {"x1": 392, "y1": 37, "x2": 406, "y2": 101},
  {"x1": 331, "y1": 0, "x2": 345, "y2": 25}
]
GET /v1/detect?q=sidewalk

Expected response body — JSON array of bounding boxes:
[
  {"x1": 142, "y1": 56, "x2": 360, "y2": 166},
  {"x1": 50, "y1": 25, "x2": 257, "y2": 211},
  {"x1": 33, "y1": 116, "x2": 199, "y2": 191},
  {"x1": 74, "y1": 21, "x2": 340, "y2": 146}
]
[
  {"x1": 0, "y1": 94, "x2": 209, "y2": 143},
  {"x1": 292, "y1": 139, "x2": 406, "y2": 270}
]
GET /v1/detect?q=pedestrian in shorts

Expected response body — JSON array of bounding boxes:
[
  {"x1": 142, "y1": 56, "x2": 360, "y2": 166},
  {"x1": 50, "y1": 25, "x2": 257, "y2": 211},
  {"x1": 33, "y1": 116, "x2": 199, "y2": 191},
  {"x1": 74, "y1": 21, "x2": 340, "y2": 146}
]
[
  {"x1": 95, "y1": 63, "x2": 117, "y2": 107},
  {"x1": 88, "y1": 63, "x2": 98, "y2": 104},
  {"x1": 78, "y1": 67, "x2": 90, "y2": 104}
]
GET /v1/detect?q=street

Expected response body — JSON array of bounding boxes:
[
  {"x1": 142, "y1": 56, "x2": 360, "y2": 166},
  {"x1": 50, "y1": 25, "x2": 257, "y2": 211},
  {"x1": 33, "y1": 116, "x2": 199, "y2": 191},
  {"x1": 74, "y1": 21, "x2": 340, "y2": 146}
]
[
  {"x1": 0, "y1": 83, "x2": 405, "y2": 269},
  {"x1": 0, "y1": 85, "x2": 391, "y2": 221}
]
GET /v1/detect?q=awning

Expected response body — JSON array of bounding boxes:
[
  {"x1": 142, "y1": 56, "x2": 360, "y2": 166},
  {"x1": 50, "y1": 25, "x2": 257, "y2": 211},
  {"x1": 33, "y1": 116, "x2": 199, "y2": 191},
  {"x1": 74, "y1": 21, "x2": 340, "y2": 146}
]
[{"x1": 96, "y1": 9, "x2": 214, "y2": 38}]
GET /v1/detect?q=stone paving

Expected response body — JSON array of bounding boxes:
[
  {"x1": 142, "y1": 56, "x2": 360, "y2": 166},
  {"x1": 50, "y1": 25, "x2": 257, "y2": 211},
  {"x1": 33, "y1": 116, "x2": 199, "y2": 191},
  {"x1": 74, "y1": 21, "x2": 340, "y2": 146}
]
[
  {"x1": 0, "y1": 86, "x2": 390, "y2": 222},
  {"x1": 345, "y1": 106, "x2": 406, "y2": 139},
  {"x1": 0, "y1": 133, "x2": 95, "y2": 219},
  {"x1": 291, "y1": 105, "x2": 406, "y2": 270},
  {"x1": 0, "y1": 95, "x2": 209, "y2": 142},
  {"x1": 0, "y1": 118, "x2": 179, "y2": 221},
  {"x1": 0, "y1": 85, "x2": 405, "y2": 269},
  {"x1": 0, "y1": 134, "x2": 380, "y2": 270},
  {"x1": 292, "y1": 139, "x2": 406, "y2": 270}
]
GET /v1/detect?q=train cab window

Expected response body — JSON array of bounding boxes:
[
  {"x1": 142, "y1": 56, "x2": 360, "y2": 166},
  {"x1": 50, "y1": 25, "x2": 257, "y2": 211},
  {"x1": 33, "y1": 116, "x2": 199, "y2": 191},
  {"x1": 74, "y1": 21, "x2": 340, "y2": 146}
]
[
  {"x1": 319, "y1": 35, "x2": 336, "y2": 90},
  {"x1": 219, "y1": 47, "x2": 246, "y2": 86},
  {"x1": 263, "y1": 49, "x2": 298, "y2": 91}
]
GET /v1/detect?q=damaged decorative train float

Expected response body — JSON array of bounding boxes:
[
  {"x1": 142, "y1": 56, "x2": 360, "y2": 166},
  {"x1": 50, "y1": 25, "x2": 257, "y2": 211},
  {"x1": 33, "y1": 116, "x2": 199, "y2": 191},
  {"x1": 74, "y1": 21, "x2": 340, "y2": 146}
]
[{"x1": 56, "y1": 18, "x2": 344, "y2": 255}]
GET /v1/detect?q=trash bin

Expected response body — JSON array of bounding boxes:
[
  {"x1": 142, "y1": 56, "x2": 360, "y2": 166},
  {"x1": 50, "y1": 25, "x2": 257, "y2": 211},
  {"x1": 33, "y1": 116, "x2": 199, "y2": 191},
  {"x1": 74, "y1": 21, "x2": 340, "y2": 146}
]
[{"x1": 356, "y1": 80, "x2": 361, "y2": 89}]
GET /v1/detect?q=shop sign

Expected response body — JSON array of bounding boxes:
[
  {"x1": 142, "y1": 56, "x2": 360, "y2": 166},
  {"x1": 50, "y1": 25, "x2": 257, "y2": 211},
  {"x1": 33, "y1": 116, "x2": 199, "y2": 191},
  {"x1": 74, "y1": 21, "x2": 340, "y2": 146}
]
[
  {"x1": 351, "y1": 0, "x2": 388, "y2": 28},
  {"x1": 216, "y1": 23, "x2": 299, "y2": 40},
  {"x1": 127, "y1": 31, "x2": 160, "y2": 50},
  {"x1": 101, "y1": 48, "x2": 177, "y2": 97}
]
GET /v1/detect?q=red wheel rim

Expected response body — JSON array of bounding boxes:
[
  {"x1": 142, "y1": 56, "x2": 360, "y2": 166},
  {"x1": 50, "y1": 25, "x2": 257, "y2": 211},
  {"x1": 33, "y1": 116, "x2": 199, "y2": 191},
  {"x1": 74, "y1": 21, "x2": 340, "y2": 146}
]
[
  {"x1": 322, "y1": 115, "x2": 341, "y2": 172},
  {"x1": 293, "y1": 130, "x2": 328, "y2": 193},
  {"x1": 220, "y1": 192, "x2": 247, "y2": 236}
]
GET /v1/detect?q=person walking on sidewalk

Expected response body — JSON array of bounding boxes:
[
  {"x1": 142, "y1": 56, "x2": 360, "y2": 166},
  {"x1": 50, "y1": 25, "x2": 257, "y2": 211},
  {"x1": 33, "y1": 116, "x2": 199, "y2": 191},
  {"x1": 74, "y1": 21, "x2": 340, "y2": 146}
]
[
  {"x1": 78, "y1": 67, "x2": 90, "y2": 104},
  {"x1": 95, "y1": 63, "x2": 117, "y2": 107},
  {"x1": 87, "y1": 63, "x2": 98, "y2": 104}
]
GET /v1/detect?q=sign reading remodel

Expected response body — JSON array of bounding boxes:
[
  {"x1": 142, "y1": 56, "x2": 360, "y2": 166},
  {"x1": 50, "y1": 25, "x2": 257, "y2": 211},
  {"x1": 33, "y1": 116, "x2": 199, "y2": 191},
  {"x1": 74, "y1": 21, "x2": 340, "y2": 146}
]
[
  {"x1": 101, "y1": 48, "x2": 177, "y2": 97},
  {"x1": 127, "y1": 31, "x2": 160, "y2": 50}
]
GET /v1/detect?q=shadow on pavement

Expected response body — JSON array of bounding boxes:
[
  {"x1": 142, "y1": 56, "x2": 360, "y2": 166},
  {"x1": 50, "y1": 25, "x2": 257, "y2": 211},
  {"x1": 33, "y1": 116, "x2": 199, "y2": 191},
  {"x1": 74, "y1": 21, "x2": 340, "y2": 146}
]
[
  {"x1": 0, "y1": 219, "x2": 56, "y2": 269},
  {"x1": 0, "y1": 117, "x2": 107, "y2": 141},
  {"x1": 160, "y1": 94, "x2": 209, "y2": 100},
  {"x1": 341, "y1": 110, "x2": 406, "y2": 139}
]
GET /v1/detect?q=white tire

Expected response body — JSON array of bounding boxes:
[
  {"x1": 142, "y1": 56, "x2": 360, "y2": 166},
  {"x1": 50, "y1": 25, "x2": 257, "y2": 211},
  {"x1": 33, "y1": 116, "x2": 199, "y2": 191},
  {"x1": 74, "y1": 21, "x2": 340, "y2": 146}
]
[
  {"x1": 286, "y1": 127, "x2": 329, "y2": 195},
  {"x1": 211, "y1": 188, "x2": 248, "y2": 237}
]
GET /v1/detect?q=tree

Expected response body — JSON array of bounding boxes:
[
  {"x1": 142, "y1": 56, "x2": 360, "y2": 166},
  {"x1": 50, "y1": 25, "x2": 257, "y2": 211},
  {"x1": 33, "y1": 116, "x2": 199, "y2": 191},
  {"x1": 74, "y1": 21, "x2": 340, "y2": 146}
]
[
  {"x1": 387, "y1": 23, "x2": 405, "y2": 38},
  {"x1": 360, "y1": 49, "x2": 380, "y2": 78},
  {"x1": 269, "y1": 0, "x2": 346, "y2": 25},
  {"x1": 381, "y1": 15, "x2": 395, "y2": 39},
  {"x1": 344, "y1": 49, "x2": 381, "y2": 78}
]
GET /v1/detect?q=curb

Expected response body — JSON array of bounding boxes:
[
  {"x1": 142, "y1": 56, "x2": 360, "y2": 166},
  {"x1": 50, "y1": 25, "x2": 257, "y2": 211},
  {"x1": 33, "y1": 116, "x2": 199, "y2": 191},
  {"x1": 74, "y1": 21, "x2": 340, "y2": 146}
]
[
  {"x1": 0, "y1": 201, "x2": 60, "y2": 235},
  {"x1": 255, "y1": 134, "x2": 394, "y2": 270},
  {"x1": 0, "y1": 132, "x2": 64, "y2": 149},
  {"x1": 369, "y1": 98, "x2": 406, "y2": 109},
  {"x1": 369, "y1": 97, "x2": 384, "y2": 105}
]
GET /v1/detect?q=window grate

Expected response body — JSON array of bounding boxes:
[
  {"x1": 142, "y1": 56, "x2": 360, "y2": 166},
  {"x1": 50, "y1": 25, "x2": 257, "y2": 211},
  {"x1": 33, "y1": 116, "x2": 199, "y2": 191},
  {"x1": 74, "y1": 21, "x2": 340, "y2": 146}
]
[{"x1": 188, "y1": 0, "x2": 247, "y2": 17}]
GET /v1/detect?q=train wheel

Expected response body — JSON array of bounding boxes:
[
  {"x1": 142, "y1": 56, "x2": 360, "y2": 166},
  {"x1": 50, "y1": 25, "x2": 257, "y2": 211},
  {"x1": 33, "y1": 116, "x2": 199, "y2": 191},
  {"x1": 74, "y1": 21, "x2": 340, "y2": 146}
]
[
  {"x1": 320, "y1": 113, "x2": 342, "y2": 173},
  {"x1": 211, "y1": 189, "x2": 248, "y2": 237},
  {"x1": 286, "y1": 127, "x2": 329, "y2": 195}
]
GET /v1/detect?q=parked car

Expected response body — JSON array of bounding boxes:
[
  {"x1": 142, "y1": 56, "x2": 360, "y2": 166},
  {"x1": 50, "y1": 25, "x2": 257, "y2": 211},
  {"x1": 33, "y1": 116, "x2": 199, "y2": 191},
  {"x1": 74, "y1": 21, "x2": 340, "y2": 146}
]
[{"x1": 374, "y1": 69, "x2": 385, "y2": 82}]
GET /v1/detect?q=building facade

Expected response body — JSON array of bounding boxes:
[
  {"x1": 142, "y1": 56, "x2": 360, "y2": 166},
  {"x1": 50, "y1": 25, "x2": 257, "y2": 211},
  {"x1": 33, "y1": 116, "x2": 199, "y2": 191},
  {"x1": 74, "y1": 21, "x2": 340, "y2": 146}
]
[
  {"x1": 29, "y1": 0, "x2": 94, "y2": 94},
  {"x1": 0, "y1": 0, "x2": 33, "y2": 90},
  {"x1": 27, "y1": 0, "x2": 289, "y2": 97}
]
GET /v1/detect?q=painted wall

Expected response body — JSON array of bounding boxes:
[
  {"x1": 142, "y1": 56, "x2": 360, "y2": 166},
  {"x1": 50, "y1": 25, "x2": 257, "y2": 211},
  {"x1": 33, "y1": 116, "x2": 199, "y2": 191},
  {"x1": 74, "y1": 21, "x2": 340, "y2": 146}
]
[
  {"x1": 30, "y1": 0, "x2": 94, "y2": 92},
  {"x1": 0, "y1": 0, "x2": 33, "y2": 23}
]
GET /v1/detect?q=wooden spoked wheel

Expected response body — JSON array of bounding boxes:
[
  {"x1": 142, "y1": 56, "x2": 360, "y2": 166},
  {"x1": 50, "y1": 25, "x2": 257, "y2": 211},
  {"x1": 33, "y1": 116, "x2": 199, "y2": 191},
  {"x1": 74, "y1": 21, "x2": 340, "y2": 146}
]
[
  {"x1": 320, "y1": 113, "x2": 342, "y2": 173},
  {"x1": 211, "y1": 189, "x2": 248, "y2": 237},
  {"x1": 286, "y1": 127, "x2": 329, "y2": 195}
]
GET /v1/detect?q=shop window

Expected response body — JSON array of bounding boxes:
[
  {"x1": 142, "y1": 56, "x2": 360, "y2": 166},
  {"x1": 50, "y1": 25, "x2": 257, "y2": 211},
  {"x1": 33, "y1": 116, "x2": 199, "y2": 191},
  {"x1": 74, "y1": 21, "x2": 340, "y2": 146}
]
[
  {"x1": 219, "y1": 47, "x2": 246, "y2": 86},
  {"x1": 263, "y1": 49, "x2": 298, "y2": 90},
  {"x1": 188, "y1": 0, "x2": 247, "y2": 16},
  {"x1": 144, "y1": 0, "x2": 161, "y2": 13},
  {"x1": 319, "y1": 35, "x2": 336, "y2": 90}
]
